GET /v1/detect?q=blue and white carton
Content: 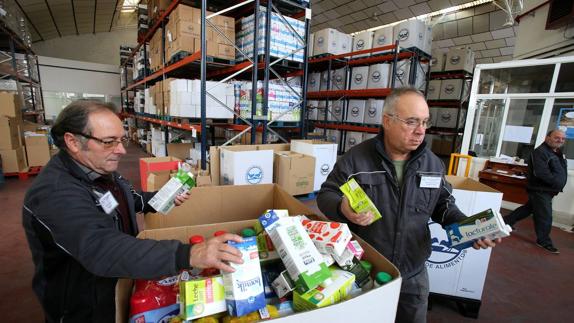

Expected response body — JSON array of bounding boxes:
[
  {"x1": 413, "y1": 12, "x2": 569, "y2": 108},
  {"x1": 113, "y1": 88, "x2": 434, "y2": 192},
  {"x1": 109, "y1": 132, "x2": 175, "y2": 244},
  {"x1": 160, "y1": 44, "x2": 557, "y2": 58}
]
[{"x1": 223, "y1": 237, "x2": 266, "y2": 317}]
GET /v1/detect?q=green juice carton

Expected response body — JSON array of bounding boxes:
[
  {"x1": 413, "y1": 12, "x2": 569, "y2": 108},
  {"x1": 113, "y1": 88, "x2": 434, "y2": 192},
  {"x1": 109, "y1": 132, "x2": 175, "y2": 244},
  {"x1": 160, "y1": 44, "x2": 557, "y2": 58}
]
[
  {"x1": 293, "y1": 267, "x2": 355, "y2": 312},
  {"x1": 339, "y1": 178, "x2": 382, "y2": 224},
  {"x1": 149, "y1": 168, "x2": 196, "y2": 214},
  {"x1": 179, "y1": 276, "x2": 226, "y2": 321}
]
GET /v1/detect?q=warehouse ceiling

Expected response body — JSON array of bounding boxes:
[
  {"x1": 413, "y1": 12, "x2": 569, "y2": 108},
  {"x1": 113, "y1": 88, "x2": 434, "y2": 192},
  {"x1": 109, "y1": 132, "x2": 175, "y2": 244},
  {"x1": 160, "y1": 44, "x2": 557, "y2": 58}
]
[
  {"x1": 16, "y1": 0, "x2": 481, "y2": 43},
  {"x1": 15, "y1": 0, "x2": 137, "y2": 43}
]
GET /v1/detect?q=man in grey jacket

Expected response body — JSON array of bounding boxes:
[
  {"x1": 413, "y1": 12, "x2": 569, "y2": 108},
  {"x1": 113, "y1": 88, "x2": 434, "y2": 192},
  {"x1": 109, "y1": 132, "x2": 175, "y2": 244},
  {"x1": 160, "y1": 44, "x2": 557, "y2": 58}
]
[
  {"x1": 504, "y1": 129, "x2": 567, "y2": 254},
  {"x1": 317, "y1": 88, "x2": 498, "y2": 323},
  {"x1": 23, "y1": 100, "x2": 243, "y2": 322}
]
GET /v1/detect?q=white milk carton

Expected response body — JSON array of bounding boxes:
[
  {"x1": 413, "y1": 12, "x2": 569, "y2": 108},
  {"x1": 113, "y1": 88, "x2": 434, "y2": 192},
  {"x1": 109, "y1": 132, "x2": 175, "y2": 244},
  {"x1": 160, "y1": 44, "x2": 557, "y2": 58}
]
[
  {"x1": 223, "y1": 237, "x2": 266, "y2": 317},
  {"x1": 300, "y1": 219, "x2": 353, "y2": 257},
  {"x1": 446, "y1": 208, "x2": 512, "y2": 249},
  {"x1": 148, "y1": 170, "x2": 196, "y2": 214}
]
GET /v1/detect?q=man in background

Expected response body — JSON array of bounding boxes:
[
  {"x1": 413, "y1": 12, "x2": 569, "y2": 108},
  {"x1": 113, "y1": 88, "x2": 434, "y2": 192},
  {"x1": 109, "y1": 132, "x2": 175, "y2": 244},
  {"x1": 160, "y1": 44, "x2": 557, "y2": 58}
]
[{"x1": 504, "y1": 129, "x2": 567, "y2": 254}]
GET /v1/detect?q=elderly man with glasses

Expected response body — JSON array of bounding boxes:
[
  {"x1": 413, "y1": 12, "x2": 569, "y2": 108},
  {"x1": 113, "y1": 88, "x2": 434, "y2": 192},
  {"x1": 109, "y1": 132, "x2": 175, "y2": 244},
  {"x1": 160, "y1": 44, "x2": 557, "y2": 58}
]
[
  {"x1": 317, "y1": 87, "x2": 499, "y2": 323},
  {"x1": 22, "y1": 100, "x2": 243, "y2": 322}
]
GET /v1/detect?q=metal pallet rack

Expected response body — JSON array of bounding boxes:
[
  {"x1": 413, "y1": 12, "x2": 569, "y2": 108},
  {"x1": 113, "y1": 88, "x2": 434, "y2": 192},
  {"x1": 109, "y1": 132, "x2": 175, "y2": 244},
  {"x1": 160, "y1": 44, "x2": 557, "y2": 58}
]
[
  {"x1": 304, "y1": 43, "x2": 431, "y2": 153},
  {"x1": 120, "y1": 0, "x2": 311, "y2": 170},
  {"x1": 0, "y1": 21, "x2": 44, "y2": 123}
]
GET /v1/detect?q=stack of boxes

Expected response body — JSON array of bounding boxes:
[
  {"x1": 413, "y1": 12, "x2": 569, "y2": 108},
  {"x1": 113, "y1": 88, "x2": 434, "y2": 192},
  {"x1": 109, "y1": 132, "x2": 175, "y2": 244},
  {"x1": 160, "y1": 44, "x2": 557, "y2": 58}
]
[
  {"x1": 137, "y1": 2, "x2": 149, "y2": 40},
  {"x1": 0, "y1": 92, "x2": 26, "y2": 173},
  {"x1": 236, "y1": 6, "x2": 306, "y2": 62},
  {"x1": 237, "y1": 81, "x2": 302, "y2": 122}
]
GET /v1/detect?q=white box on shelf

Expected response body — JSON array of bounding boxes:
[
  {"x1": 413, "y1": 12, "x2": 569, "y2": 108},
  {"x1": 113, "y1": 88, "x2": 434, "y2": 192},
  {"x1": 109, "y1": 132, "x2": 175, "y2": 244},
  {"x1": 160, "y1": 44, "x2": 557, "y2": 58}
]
[
  {"x1": 439, "y1": 79, "x2": 468, "y2": 101},
  {"x1": 320, "y1": 71, "x2": 330, "y2": 91},
  {"x1": 308, "y1": 72, "x2": 321, "y2": 92},
  {"x1": 338, "y1": 32, "x2": 353, "y2": 54},
  {"x1": 431, "y1": 50, "x2": 446, "y2": 72},
  {"x1": 445, "y1": 48, "x2": 475, "y2": 74},
  {"x1": 325, "y1": 129, "x2": 341, "y2": 145},
  {"x1": 331, "y1": 68, "x2": 348, "y2": 91},
  {"x1": 372, "y1": 27, "x2": 394, "y2": 54},
  {"x1": 367, "y1": 63, "x2": 390, "y2": 89},
  {"x1": 427, "y1": 80, "x2": 442, "y2": 101},
  {"x1": 350, "y1": 66, "x2": 369, "y2": 90},
  {"x1": 346, "y1": 100, "x2": 366, "y2": 124},
  {"x1": 364, "y1": 99, "x2": 384, "y2": 125},
  {"x1": 345, "y1": 131, "x2": 363, "y2": 152},
  {"x1": 393, "y1": 20, "x2": 427, "y2": 51},
  {"x1": 313, "y1": 28, "x2": 339, "y2": 56},
  {"x1": 291, "y1": 140, "x2": 338, "y2": 191},
  {"x1": 307, "y1": 101, "x2": 319, "y2": 120},
  {"x1": 434, "y1": 107, "x2": 463, "y2": 129},
  {"x1": 328, "y1": 100, "x2": 345, "y2": 122},
  {"x1": 394, "y1": 59, "x2": 411, "y2": 87},
  {"x1": 220, "y1": 148, "x2": 274, "y2": 185},
  {"x1": 352, "y1": 31, "x2": 374, "y2": 58},
  {"x1": 422, "y1": 24, "x2": 432, "y2": 55}
]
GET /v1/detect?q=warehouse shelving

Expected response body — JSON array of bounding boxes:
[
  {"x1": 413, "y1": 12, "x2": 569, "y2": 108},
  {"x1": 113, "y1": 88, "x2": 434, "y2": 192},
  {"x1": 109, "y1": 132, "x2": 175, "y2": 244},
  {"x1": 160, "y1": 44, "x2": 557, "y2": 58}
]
[
  {"x1": 305, "y1": 42, "x2": 431, "y2": 153},
  {"x1": 427, "y1": 70, "x2": 473, "y2": 157},
  {"x1": 120, "y1": 0, "x2": 311, "y2": 170},
  {"x1": 0, "y1": 21, "x2": 44, "y2": 123}
]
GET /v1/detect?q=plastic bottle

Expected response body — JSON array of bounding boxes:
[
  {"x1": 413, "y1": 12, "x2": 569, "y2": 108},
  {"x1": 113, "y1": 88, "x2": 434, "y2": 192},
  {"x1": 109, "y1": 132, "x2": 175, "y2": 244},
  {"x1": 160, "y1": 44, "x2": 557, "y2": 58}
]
[
  {"x1": 241, "y1": 227, "x2": 256, "y2": 238},
  {"x1": 374, "y1": 271, "x2": 393, "y2": 288},
  {"x1": 358, "y1": 260, "x2": 374, "y2": 291},
  {"x1": 359, "y1": 260, "x2": 372, "y2": 273},
  {"x1": 214, "y1": 230, "x2": 227, "y2": 237},
  {"x1": 189, "y1": 235, "x2": 204, "y2": 245}
]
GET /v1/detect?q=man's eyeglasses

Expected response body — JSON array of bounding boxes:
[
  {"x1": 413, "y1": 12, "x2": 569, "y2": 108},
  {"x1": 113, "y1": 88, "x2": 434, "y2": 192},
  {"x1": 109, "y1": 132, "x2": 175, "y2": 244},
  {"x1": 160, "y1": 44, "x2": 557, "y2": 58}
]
[
  {"x1": 73, "y1": 132, "x2": 130, "y2": 149},
  {"x1": 386, "y1": 114, "x2": 430, "y2": 129}
]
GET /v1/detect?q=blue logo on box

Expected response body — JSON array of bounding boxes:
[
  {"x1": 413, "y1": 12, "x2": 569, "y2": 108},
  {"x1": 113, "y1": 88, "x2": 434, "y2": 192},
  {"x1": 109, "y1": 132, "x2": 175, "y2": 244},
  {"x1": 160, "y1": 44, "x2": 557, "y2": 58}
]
[
  {"x1": 427, "y1": 221, "x2": 464, "y2": 265},
  {"x1": 246, "y1": 166, "x2": 263, "y2": 184}
]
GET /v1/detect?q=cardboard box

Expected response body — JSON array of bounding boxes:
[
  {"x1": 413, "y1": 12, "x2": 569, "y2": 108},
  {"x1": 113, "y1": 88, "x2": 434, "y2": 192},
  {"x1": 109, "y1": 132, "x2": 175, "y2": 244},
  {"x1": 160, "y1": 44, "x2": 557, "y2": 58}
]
[
  {"x1": 220, "y1": 148, "x2": 274, "y2": 185},
  {"x1": 167, "y1": 143, "x2": 193, "y2": 160},
  {"x1": 364, "y1": 99, "x2": 384, "y2": 125},
  {"x1": 0, "y1": 146, "x2": 27, "y2": 173},
  {"x1": 313, "y1": 28, "x2": 339, "y2": 56},
  {"x1": 367, "y1": 63, "x2": 390, "y2": 89},
  {"x1": 139, "y1": 156, "x2": 181, "y2": 191},
  {"x1": 291, "y1": 140, "x2": 337, "y2": 192},
  {"x1": 430, "y1": 50, "x2": 446, "y2": 72},
  {"x1": 352, "y1": 31, "x2": 374, "y2": 58},
  {"x1": 328, "y1": 100, "x2": 345, "y2": 122},
  {"x1": 445, "y1": 48, "x2": 475, "y2": 74},
  {"x1": 434, "y1": 107, "x2": 463, "y2": 129},
  {"x1": 346, "y1": 100, "x2": 366, "y2": 124},
  {"x1": 116, "y1": 184, "x2": 402, "y2": 323},
  {"x1": 427, "y1": 80, "x2": 441, "y2": 101},
  {"x1": 330, "y1": 68, "x2": 348, "y2": 91},
  {"x1": 24, "y1": 134, "x2": 50, "y2": 167},
  {"x1": 146, "y1": 171, "x2": 172, "y2": 192},
  {"x1": 307, "y1": 72, "x2": 321, "y2": 92},
  {"x1": 209, "y1": 144, "x2": 289, "y2": 186},
  {"x1": 0, "y1": 116, "x2": 21, "y2": 150},
  {"x1": 273, "y1": 151, "x2": 315, "y2": 196},
  {"x1": 439, "y1": 79, "x2": 469, "y2": 101},
  {"x1": 345, "y1": 131, "x2": 363, "y2": 152},
  {"x1": 350, "y1": 66, "x2": 369, "y2": 90},
  {"x1": 0, "y1": 92, "x2": 22, "y2": 119},
  {"x1": 372, "y1": 26, "x2": 394, "y2": 54},
  {"x1": 393, "y1": 19, "x2": 426, "y2": 50},
  {"x1": 426, "y1": 176, "x2": 503, "y2": 300}
]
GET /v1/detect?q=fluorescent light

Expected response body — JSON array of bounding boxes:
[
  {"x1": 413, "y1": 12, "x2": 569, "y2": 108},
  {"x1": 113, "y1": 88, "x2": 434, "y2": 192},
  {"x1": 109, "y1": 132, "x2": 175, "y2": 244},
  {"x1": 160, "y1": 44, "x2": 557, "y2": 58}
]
[
  {"x1": 352, "y1": 0, "x2": 495, "y2": 35},
  {"x1": 120, "y1": 0, "x2": 138, "y2": 13}
]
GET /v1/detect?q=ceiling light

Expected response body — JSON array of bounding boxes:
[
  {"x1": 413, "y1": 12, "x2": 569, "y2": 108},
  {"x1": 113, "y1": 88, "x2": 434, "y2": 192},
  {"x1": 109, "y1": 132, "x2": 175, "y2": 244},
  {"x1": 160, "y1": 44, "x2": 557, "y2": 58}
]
[{"x1": 120, "y1": 0, "x2": 139, "y2": 13}]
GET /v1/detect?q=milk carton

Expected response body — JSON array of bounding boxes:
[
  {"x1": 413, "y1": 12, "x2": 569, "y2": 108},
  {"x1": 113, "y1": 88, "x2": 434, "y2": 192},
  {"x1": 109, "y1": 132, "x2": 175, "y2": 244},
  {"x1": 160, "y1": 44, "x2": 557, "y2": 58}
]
[
  {"x1": 299, "y1": 219, "x2": 353, "y2": 257},
  {"x1": 332, "y1": 240, "x2": 364, "y2": 268},
  {"x1": 259, "y1": 215, "x2": 331, "y2": 293},
  {"x1": 339, "y1": 178, "x2": 382, "y2": 224},
  {"x1": 271, "y1": 270, "x2": 297, "y2": 298},
  {"x1": 445, "y1": 208, "x2": 512, "y2": 249},
  {"x1": 148, "y1": 169, "x2": 196, "y2": 214},
  {"x1": 179, "y1": 276, "x2": 226, "y2": 320},
  {"x1": 293, "y1": 268, "x2": 355, "y2": 311},
  {"x1": 223, "y1": 237, "x2": 266, "y2": 317}
]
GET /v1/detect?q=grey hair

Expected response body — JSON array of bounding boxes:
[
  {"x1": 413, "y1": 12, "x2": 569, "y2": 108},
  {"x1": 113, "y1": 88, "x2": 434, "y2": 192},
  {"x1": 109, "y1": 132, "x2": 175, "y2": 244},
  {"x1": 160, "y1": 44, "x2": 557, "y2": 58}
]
[
  {"x1": 383, "y1": 87, "x2": 425, "y2": 115},
  {"x1": 51, "y1": 99, "x2": 117, "y2": 150},
  {"x1": 547, "y1": 129, "x2": 565, "y2": 137}
]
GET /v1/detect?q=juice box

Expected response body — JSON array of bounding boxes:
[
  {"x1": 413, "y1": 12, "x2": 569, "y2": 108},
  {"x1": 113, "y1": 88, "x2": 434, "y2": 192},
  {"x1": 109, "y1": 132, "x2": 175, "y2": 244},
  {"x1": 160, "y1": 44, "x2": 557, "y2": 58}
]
[
  {"x1": 332, "y1": 240, "x2": 364, "y2": 268},
  {"x1": 300, "y1": 219, "x2": 353, "y2": 256},
  {"x1": 339, "y1": 178, "x2": 382, "y2": 224},
  {"x1": 223, "y1": 237, "x2": 266, "y2": 317},
  {"x1": 179, "y1": 276, "x2": 226, "y2": 320},
  {"x1": 149, "y1": 169, "x2": 196, "y2": 214},
  {"x1": 257, "y1": 209, "x2": 290, "y2": 234},
  {"x1": 271, "y1": 270, "x2": 296, "y2": 298},
  {"x1": 445, "y1": 208, "x2": 512, "y2": 249},
  {"x1": 293, "y1": 268, "x2": 355, "y2": 311},
  {"x1": 256, "y1": 232, "x2": 280, "y2": 263}
]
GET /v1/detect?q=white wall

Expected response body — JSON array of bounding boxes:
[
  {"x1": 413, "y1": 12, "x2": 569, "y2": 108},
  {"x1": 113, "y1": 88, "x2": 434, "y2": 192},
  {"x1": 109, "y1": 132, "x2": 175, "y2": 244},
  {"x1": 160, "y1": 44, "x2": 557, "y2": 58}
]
[
  {"x1": 32, "y1": 28, "x2": 138, "y2": 66},
  {"x1": 513, "y1": 0, "x2": 574, "y2": 59}
]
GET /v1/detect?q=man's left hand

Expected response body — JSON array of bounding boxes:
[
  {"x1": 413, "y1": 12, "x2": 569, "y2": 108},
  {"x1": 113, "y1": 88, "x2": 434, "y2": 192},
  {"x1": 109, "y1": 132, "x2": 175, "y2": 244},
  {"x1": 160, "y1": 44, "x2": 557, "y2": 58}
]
[
  {"x1": 472, "y1": 237, "x2": 502, "y2": 249},
  {"x1": 174, "y1": 191, "x2": 191, "y2": 206}
]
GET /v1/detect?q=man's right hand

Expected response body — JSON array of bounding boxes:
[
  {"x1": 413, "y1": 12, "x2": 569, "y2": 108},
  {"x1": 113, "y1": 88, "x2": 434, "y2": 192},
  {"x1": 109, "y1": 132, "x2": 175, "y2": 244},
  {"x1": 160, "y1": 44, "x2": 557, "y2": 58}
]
[
  {"x1": 189, "y1": 233, "x2": 244, "y2": 273},
  {"x1": 340, "y1": 196, "x2": 374, "y2": 226}
]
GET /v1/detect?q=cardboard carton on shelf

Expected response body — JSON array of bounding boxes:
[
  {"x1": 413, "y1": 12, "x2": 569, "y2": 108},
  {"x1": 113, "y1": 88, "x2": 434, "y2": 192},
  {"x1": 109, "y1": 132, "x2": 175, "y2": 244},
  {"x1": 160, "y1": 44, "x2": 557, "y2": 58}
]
[
  {"x1": 273, "y1": 151, "x2": 315, "y2": 196},
  {"x1": 0, "y1": 116, "x2": 21, "y2": 150},
  {"x1": 24, "y1": 134, "x2": 51, "y2": 167},
  {"x1": 0, "y1": 92, "x2": 23, "y2": 119},
  {"x1": 116, "y1": 184, "x2": 402, "y2": 323},
  {"x1": 0, "y1": 146, "x2": 28, "y2": 173}
]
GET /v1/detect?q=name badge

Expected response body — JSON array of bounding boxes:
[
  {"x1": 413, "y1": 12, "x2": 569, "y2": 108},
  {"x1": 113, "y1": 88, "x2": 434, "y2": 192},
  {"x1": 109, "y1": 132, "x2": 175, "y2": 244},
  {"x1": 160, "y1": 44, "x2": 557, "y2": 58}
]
[
  {"x1": 420, "y1": 176, "x2": 441, "y2": 188},
  {"x1": 99, "y1": 191, "x2": 119, "y2": 214}
]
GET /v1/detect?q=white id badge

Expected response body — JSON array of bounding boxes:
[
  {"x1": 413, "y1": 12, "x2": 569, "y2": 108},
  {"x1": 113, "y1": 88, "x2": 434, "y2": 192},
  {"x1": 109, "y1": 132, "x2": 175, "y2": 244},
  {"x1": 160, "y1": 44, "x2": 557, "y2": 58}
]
[
  {"x1": 420, "y1": 176, "x2": 441, "y2": 188},
  {"x1": 99, "y1": 191, "x2": 119, "y2": 214}
]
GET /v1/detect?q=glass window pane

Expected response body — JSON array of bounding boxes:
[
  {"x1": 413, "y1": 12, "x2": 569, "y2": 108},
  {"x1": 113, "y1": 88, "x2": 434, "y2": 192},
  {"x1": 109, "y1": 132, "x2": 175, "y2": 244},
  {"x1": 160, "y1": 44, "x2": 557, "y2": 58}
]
[
  {"x1": 549, "y1": 98, "x2": 574, "y2": 170},
  {"x1": 555, "y1": 63, "x2": 574, "y2": 92},
  {"x1": 478, "y1": 65, "x2": 555, "y2": 94},
  {"x1": 500, "y1": 99, "x2": 545, "y2": 160},
  {"x1": 469, "y1": 99, "x2": 506, "y2": 157}
]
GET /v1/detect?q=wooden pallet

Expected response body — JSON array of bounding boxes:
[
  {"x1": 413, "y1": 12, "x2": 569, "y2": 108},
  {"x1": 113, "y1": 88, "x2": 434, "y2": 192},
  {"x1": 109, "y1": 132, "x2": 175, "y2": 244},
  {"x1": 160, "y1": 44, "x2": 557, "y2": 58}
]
[{"x1": 3, "y1": 166, "x2": 42, "y2": 180}]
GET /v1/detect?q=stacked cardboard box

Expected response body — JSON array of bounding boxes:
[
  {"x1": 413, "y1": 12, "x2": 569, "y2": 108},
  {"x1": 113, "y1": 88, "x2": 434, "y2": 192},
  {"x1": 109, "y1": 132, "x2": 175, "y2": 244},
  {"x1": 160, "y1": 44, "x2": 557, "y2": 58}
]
[
  {"x1": 0, "y1": 92, "x2": 27, "y2": 173},
  {"x1": 147, "y1": 0, "x2": 171, "y2": 22},
  {"x1": 237, "y1": 80, "x2": 302, "y2": 122}
]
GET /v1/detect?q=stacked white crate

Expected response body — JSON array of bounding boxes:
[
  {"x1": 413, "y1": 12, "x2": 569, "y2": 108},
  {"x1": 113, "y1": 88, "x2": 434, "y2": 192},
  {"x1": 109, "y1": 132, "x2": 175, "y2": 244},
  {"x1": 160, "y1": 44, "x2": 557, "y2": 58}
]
[
  {"x1": 312, "y1": 28, "x2": 353, "y2": 56},
  {"x1": 168, "y1": 79, "x2": 234, "y2": 119}
]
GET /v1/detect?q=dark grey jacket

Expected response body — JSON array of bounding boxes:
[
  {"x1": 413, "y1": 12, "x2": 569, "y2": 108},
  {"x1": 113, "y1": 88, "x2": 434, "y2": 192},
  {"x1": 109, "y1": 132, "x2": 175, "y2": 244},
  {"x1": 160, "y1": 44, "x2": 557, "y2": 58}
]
[
  {"x1": 527, "y1": 142, "x2": 568, "y2": 194},
  {"x1": 22, "y1": 151, "x2": 190, "y2": 323},
  {"x1": 317, "y1": 131, "x2": 466, "y2": 279}
]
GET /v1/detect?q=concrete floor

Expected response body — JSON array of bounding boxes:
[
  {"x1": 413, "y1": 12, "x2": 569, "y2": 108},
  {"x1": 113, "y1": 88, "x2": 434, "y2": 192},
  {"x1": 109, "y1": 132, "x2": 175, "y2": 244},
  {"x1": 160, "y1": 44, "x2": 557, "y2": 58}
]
[{"x1": 1, "y1": 145, "x2": 573, "y2": 322}]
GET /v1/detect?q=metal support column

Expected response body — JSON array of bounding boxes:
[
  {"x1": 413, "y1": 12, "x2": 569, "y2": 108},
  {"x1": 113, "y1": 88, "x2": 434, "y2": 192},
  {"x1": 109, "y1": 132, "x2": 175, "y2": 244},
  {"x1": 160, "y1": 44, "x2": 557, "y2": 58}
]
[
  {"x1": 250, "y1": 0, "x2": 261, "y2": 144},
  {"x1": 391, "y1": 40, "x2": 399, "y2": 88},
  {"x1": 261, "y1": 0, "x2": 272, "y2": 143},
  {"x1": 300, "y1": 6, "x2": 311, "y2": 139},
  {"x1": 200, "y1": 0, "x2": 208, "y2": 170}
]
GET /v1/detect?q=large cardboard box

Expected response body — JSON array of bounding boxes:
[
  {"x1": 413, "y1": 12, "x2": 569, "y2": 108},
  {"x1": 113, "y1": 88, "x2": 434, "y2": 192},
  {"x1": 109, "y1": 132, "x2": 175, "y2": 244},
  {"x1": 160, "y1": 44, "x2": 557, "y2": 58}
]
[
  {"x1": 139, "y1": 156, "x2": 181, "y2": 191},
  {"x1": 0, "y1": 146, "x2": 27, "y2": 173},
  {"x1": 273, "y1": 151, "x2": 315, "y2": 195},
  {"x1": 118, "y1": 184, "x2": 401, "y2": 323},
  {"x1": 146, "y1": 171, "x2": 172, "y2": 192},
  {"x1": 167, "y1": 143, "x2": 193, "y2": 160},
  {"x1": 0, "y1": 116, "x2": 21, "y2": 150},
  {"x1": 220, "y1": 148, "x2": 274, "y2": 185},
  {"x1": 209, "y1": 143, "x2": 290, "y2": 186},
  {"x1": 0, "y1": 92, "x2": 22, "y2": 119},
  {"x1": 24, "y1": 134, "x2": 50, "y2": 167},
  {"x1": 426, "y1": 176, "x2": 503, "y2": 301},
  {"x1": 291, "y1": 140, "x2": 338, "y2": 192}
]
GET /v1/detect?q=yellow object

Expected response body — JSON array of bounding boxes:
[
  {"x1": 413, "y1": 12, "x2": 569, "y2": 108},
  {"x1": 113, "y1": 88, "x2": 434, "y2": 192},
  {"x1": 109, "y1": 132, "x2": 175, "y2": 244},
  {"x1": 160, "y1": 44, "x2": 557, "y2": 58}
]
[
  {"x1": 221, "y1": 305, "x2": 280, "y2": 323},
  {"x1": 448, "y1": 154, "x2": 472, "y2": 177},
  {"x1": 339, "y1": 178, "x2": 382, "y2": 223},
  {"x1": 195, "y1": 315, "x2": 220, "y2": 323}
]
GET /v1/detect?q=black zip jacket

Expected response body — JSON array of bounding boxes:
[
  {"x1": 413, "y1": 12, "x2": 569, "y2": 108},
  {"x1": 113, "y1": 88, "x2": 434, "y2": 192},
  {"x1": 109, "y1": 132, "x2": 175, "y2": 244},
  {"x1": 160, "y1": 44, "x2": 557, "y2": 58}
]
[
  {"x1": 527, "y1": 142, "x2": 568, "y2": 194},
  {"x1": 317, "y1": 131, "x2": 466, "y2": 279},
  {"x1": 22, "y1": 151, "x2": 190, "y2": 323}
]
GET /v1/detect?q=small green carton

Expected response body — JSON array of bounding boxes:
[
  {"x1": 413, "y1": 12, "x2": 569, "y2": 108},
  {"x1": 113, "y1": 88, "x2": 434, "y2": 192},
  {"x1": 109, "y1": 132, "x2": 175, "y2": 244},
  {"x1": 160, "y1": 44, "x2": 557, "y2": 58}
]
[{"x1": 339, "y1": 178, "x2": 382, "y2": 223}]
